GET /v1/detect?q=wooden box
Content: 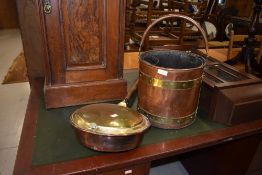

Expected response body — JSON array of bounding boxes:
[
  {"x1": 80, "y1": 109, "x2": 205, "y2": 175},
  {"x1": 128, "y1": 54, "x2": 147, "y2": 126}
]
[
  {"x1": 199, "y1": 59, "x2": 262, "y2": 125},
  {"x1": 38, "y1": 0, "x2": 127, "y2": 108}
]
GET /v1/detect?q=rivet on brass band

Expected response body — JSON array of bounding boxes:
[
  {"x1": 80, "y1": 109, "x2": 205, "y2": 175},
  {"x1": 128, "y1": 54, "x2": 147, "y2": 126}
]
[
  {"x1": 139, "y1": 72, "x2": 202, "y2": 90},
  {"x1": 137, "y1": 105, "x2": 196, "y2": 127}
]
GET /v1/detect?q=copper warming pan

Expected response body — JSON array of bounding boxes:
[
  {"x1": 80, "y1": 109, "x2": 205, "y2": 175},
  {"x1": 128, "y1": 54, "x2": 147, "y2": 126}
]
[
  {"x1": 138, "y1": 14, "x2": 208, "y2": 129},
  {"x1": 70, "y1": 80, "x2": 150, "y2": 152}
]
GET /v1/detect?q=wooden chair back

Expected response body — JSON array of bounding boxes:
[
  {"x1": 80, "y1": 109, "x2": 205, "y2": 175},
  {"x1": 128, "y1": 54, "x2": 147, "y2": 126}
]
[
  {"x1": 127, "y1": 0, "x2": 209, "y2": 50},
  {"x1": 227, "y1": 30, "x2": 262, "y2": 62}
]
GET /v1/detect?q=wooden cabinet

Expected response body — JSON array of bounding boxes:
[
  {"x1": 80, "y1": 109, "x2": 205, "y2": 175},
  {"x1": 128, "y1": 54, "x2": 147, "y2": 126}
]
[{"x1": 39, "y1": 0, "x2": 127, "y2": 108}]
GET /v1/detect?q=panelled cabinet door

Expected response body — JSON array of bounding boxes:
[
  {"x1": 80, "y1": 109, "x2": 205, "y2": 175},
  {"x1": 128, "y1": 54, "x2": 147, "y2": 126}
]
[{"x1": 40, "y1": 0, "x2": 127, "y2": 108}]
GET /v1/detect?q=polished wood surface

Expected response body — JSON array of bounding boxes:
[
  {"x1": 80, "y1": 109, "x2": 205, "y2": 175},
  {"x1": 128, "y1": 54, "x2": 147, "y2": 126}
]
[
  {"x1": 42, "y1": 0, "x2": 124, "y2": 84},
  {"x1": 13, "y1": 78, "x2": 262, "y2": 175},
  {"x1": 98, "y1": 163, "x2": 150, "y2": 175},
  {"x1": 38, "y1": 0, "x2": 127, "y2": 108},
  {"x1": 201, "y1": 48, "x2": 241, "y2": 62},
  {"x1": 124, "y1": 52, "x2": 139, "y2": 70},
  {"x1": 199, "y1": 48, "x2": 245, "y2": 71},
  {"x1": 248, "y1": 140, "x2": 262, "y2": 175},
  {"x1": 19, "y1": 1, "x2": 127, "y2": 82},
  {"x1": 16, "y1": 0, "x2": 46, "y2": 83},
  {"x1": 181, "y1": 134, "x2": 262, "y2": 175},
  {"x1": 13, "y1": 79, "x2": 41, "y2": 175},
  {"x1": 61, "y1": 1, "x2": 103, "y2": 67},
  {"x1": 0, "y1": 0, "x2": 19, "y2": 29},
  {"x1": 44, "y1": 79, "x2": 127, "y2": 108}
]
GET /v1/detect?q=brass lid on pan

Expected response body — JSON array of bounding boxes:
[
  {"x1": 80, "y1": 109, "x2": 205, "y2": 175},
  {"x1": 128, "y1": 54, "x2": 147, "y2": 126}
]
[{"x1": 70, "y1": 104, "x2": 150, "y2": 136}]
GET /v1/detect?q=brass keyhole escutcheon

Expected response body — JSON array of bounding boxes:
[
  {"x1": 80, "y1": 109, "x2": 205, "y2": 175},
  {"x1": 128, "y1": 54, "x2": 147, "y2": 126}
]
[{"x1": 44, "y1": 1, "x2": 52, "y2": 14}]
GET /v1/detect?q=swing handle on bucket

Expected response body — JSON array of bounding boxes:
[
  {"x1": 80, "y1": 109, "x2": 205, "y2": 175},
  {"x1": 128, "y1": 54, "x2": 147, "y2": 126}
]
[{"x1": 139, "y1": 14, "x2": 209, "y2": 55}]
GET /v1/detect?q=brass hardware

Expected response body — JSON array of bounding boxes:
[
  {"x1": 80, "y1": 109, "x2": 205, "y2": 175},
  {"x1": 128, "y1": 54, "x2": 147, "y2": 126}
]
[
  {"x1": 137, "y1": 105, "x2": 196, "y2": 128},
  {"x1": 44, "y1": 0, "x2": 52, "y2": 14},
  {"x1": 70, "y1": 104, "x2": 150, "y2": 136},
  {"x1": 139, "y1": 72, "x2": 202, "y2": 90}
]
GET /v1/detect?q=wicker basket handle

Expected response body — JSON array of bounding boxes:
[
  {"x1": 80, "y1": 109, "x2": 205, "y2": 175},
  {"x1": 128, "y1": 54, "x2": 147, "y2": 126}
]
[{"x1": 139, "y1": 14, "x2": 209, "y2": 55}]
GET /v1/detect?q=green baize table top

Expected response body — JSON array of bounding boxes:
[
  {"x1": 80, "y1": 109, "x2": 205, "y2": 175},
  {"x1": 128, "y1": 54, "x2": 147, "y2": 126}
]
[{"x1": 32, "y1": 70, "x2": 226, "y2": 166}]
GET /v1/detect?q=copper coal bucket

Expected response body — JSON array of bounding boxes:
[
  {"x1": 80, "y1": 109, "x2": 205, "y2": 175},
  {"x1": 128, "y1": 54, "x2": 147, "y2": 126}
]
[{"x1": 137, "y1": 14, "x2": 208, "y2": 129}]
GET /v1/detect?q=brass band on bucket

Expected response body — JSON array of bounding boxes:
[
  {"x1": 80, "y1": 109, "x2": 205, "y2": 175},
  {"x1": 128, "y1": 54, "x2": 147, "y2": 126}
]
[
  {"x1": 139, "y1": 72, "x2": 202, "y2": 90},
  {"x1": 137, "y1": 105, "x2": 196, "y2": 129}
]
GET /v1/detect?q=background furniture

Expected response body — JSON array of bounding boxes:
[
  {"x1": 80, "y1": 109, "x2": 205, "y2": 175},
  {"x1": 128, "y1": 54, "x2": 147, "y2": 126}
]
[
  {"x1": 225, "y1": 0, "x2": 262, "y2": 75},
  {"x1": 227, "y1": 32, "x2": 262, "y2": 62},
  {"x1": 126, "y1": 0, "x2": 209, "y2": 50},
  {"x1": 207, "y1": 30, "x2": 262, "y2": 62},
  {"x1": 215, "y1": 0, "x2": 255, "y2": 41}
]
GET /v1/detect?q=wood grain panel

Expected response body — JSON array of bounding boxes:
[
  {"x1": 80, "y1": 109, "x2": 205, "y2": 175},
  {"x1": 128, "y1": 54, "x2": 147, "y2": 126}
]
[
  {"x1": 16, "y1": 0, "x2": 46, "y2": 84},
  {"x1": 39, "y1": 0, "x2": 127, "y2": 107},
  {"x1": 44, "y1": 79, "x2": 126, "y2": 108},
  {"x1": 42, "y1": 0, "x2": 66, "y2": 84},
  {"x1": 42, "y1": 0, "x2": 123, "y2": 83},
  {"x1": 62, "y1": 0, "x2": 104, "y2": 67},
  {"x1": 63, "y1": 0, "x2": 123, "y2": 83},
  {"x1": 0, "y1": 0, "x2": 19, "y2": 29}
]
